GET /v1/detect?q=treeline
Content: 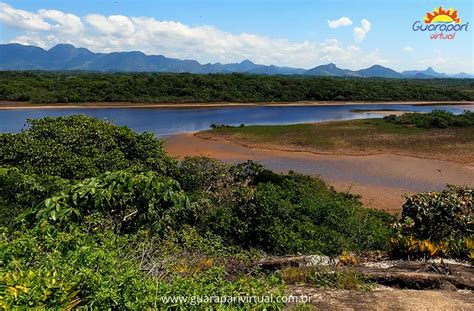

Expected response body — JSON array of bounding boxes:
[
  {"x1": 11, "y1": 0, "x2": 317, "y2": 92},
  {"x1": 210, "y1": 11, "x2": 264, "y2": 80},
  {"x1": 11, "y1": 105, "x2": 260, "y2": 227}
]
[
  {"x1": 384, "y1": 110, "x2": 474, "y2": 128},
  {"x1": 0, "y1": 71, "x2": 473, "y2": 103}
]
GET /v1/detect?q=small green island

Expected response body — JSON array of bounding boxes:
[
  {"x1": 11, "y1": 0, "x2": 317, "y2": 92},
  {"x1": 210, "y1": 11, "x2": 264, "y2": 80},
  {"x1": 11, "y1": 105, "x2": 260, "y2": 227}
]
[{"x1": 199, "y1": 110, "x2": 474, "y2": 164}]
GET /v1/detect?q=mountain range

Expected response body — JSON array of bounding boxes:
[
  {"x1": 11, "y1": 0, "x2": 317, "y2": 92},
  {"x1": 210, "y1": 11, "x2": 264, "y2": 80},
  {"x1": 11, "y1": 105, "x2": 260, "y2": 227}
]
[{"x1": 0, "y1": 43, "x2": 472, "y2": 79}]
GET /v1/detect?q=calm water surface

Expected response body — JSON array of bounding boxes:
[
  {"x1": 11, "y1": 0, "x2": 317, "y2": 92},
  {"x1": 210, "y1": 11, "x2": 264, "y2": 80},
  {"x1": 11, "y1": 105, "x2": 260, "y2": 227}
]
[{"x1": 0, "y1": 104, "x2": 473, "y2": 136}]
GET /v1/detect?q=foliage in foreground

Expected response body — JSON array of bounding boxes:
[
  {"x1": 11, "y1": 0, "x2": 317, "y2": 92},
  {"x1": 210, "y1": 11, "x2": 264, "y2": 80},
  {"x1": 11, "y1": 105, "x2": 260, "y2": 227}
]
[
  {"x1": 176, "y1": 157, "x2": 393, "y2": 255},
  {"x1": 384, "y1": 110, "x2": 474, "y2": 128},
  {"x1": 1, "y1": 115, "x2": 472, "y2": 309},
  {"x1": 33, "y1": 170, "x2": 190, "y2": 234},
  {"x1": 0, "y1": 115, "x2": 175, "y2": 180},
  {"x1": 0, "y1": 115, "x2": 394, "y2": 255},
  {"x1": 391, "y1": 185, "x2": 473, "y2": 260},
  {"x1": 1, "y1": 225, "x2": 284, "y2": 309},
  {"x1": 0, "y1": 167, "x2": 68, "y2": 226}
]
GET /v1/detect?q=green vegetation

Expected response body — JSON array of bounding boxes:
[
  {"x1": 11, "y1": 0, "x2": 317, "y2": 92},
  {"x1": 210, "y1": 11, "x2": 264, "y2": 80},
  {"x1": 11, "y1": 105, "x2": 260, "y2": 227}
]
[
  {"x1": 1, "y1": 115, "x2": 472, "y2": 309},
  {"x1": 1, "y1": 225, "x2": 284, "y2": 309},
  {"x1": 0, "y1": 116, "x2": 175, "y2": 179},
  {"x1": 200, "y1": 111, "x2": 474, "y2": 163},
  {"x1": 1, "y1": 71, "x2": 473, "y2": 103},
  {"x1": 0, "y1": 115, "x2": 392, "y2": 309},
  {"x1": 391, "y1": 185, "x2": 473, "y2": 260},
  {"x1": 384, "y1": 109, "x2": 474, "y2": 128}
]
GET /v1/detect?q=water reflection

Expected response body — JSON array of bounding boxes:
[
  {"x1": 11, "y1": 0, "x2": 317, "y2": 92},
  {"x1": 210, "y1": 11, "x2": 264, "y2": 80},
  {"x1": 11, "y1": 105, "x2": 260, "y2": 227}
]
[{"x1": 0, "y1": 104, "x2": 472, "y2": 136}]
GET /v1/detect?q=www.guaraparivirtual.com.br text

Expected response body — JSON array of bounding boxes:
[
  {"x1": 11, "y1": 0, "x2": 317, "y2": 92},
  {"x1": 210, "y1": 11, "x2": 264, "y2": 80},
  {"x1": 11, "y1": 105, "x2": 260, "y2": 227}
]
[{"x1": 158, "y1": 294, "x2": 311, "y2": 306}]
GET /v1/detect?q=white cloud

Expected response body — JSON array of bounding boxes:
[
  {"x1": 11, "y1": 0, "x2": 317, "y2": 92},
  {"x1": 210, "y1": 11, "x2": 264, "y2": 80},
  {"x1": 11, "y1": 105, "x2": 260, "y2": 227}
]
[
  {"x1": 403, "y1": 46, "x2": 413, "y2": 53},
  {"x1": 327, "y1": 17, "x2": 352, "y2": 28},
  {"x1": 0, "y1": 2, "x2": 83, "y2": 34},
  {"x1": 13, "y1": 31, "x2": 47, "y2": 47},
  {"x1": 38, "y1": 9, "x2": 83, "y2": 34},
  {"x1": 353, "y1": 19, "x2": 371, "y2": 43},
  {"x1": 85, "y1": 14, "x2": 135, "y2": 37},
  {"x1": 0, "y1": 2, "x2": 50, "y2": 31},
  {"x1": 0, "y1": 2, "x2": 390, "y2": 69}
]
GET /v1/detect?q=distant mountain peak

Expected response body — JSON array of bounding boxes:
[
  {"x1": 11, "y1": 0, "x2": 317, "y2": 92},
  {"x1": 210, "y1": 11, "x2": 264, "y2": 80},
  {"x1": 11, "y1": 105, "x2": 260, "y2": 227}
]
[
  {"x1": 402, "y1": 66, "x2": 448, "y2": 78},
  {"x1": 0, "y1": 43, "x2": 469, "y2": 78},
  {"x1": 240, "y1": 59, "x2": 255, "y2": 65},
  {"x1": 369, "y1": 64, "x2": 387, "y2": 69},
  {"x1": 424, "y1": 67, "x2": 438, "y2": 74},
  {"x1": 49, "y1": 43, "x2": 75, "y2": 50},
  {"x1": 356, "y1": 64, "x2": 401, "y2": 78}
]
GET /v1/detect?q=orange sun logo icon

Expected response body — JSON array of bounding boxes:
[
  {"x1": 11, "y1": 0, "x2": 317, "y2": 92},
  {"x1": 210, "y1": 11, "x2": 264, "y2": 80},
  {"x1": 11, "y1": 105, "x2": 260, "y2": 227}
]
[{"x1": 424, "y1": 7, "x2": 461, "y2": 24}]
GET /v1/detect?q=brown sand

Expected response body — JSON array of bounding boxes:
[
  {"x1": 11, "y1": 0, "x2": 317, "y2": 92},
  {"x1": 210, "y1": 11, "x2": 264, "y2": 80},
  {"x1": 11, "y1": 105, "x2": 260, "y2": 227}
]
[
  {"x1": 165, "y1": 133, "x2": 474, "y2": 213},
  {"x1": 1, "y1": 100, "x2": 473, "y2": 110},
  {"x1": 287, "y1": 286, "x2": 474, "y2": 310}
]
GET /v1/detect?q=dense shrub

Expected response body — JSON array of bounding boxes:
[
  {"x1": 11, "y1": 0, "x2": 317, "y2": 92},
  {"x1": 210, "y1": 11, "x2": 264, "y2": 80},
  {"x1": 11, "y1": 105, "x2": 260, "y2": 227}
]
[
  {"x1": 34, "y1": 170, "x2": 190, "y2": 234},
  {"x1": 1, "y1": 224, "x2": 284, "y2": 309},
  {"x1": 30, "y1": 163, "x2": 393, "y2": 255},
  {"x1": 178, "y1": 156, "x2": 235, "y2": 194},
  {"x1": 0, "y1": 115, "x2": 176, "y2": 180},
  {"x1": 384, "y1": 110, "x2": 474, "y2": 128},
  {"x1": 0, "y1": 224, "x2": 156, "y2": 309},
  {"x1": 178, "y1": 159, "x2": 394, "y2": 256},
  {"x1": 399, "y1": 185, "x2": 472, "y2": 241},
  {"x1": 391, "y1": 185, "x2": 473, "y2": 260},
  {"x1": 0, "y1": 167, "x2": 68, "y2": 226}
]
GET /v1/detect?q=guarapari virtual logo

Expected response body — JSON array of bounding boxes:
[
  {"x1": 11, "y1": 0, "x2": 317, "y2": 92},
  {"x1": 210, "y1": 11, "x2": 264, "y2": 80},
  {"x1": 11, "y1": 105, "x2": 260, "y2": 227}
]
[{"x1": 412, "y1": 6, "x2": 468, "y2": 40}]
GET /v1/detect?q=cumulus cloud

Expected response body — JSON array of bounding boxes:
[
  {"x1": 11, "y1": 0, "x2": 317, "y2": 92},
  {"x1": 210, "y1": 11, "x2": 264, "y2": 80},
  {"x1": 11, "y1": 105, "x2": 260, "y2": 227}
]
[
  {"x1": 38, "y1": 9, "x2": 83, "y2": 34},
  {"x1": 0, "y1": 2, "x2": 50, "y2": 31},
  {"x1": 353, "y1": 19, "x2": 371, "y2": 43},
  {"x1": 327, "y1": 17, "x2": 352, "y2": 28},
  {"x1": 0, "y1": 2, "x2": 388, "y2": 69},
  {"x1": 85, "y1": 14, "x2": 135, "y2": 37},
  {"x1": 403, "y1": 46, "x2": 414, "y2": 53}
]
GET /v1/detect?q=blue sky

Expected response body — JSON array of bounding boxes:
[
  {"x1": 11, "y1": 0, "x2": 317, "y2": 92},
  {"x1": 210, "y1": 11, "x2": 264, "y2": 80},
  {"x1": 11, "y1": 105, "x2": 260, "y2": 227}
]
[{"x1": 0, "y1": 0, "x2": 472, "y2": 73}]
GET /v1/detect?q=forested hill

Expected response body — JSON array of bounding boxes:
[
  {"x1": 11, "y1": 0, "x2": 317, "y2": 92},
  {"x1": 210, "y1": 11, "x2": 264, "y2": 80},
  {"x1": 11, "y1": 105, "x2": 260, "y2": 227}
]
[
  {"x1": 1, "y1": 44, "x2": 472, "y2": 79},
  {"x1": 0, "y1": 71, "x2": 473, "y2": 103}
]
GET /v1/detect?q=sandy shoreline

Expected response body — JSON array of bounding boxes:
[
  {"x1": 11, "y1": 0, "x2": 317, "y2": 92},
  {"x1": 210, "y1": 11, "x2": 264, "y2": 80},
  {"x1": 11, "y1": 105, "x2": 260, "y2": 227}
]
[
  {"x1": 165, "y1": 133, "x2": 474, "y2": 213},
  {"x1": 1, "y1": 100, "x2": 473, "y2": 110}
]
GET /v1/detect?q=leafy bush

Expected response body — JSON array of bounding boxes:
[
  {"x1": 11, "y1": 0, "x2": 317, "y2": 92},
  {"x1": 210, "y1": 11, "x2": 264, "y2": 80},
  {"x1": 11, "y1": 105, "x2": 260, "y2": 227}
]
[
  {"x1": 0, "y1": 115, "x2": 175, "y2": 180},
  {"x1": 398, "y1": 185, "x2": 472, "y2": 241},
  {"x1": 0, "y1": 167, "x2": 68, "y2": 227},
  {"x1": 384, "y1": 110, "x2": 474, "y2": 128},
  {"x1": 34, "y1": 170, "x2": 190, "y2": 234},
  {"x1": 181, "y1": 163, "x2": 394, "y2": 256},
  {"x1": 390, "y1": 185, "x2": 473, "y2": 259},
  {"x1": 0, "y1": 224, "x2": 157, "y2": 309},
  {"x1": 178, "y1": 156, "x2": 234, "y2": 194},
  {"x1": 1, "y1": 224, "x2": 285, "y2": 309}
]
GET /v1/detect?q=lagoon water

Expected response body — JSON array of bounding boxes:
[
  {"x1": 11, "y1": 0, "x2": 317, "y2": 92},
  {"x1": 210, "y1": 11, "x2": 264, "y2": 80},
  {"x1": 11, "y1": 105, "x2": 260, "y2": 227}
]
[{"x1": 0, "y1": 104, "x2": 473, "y2": 136}]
